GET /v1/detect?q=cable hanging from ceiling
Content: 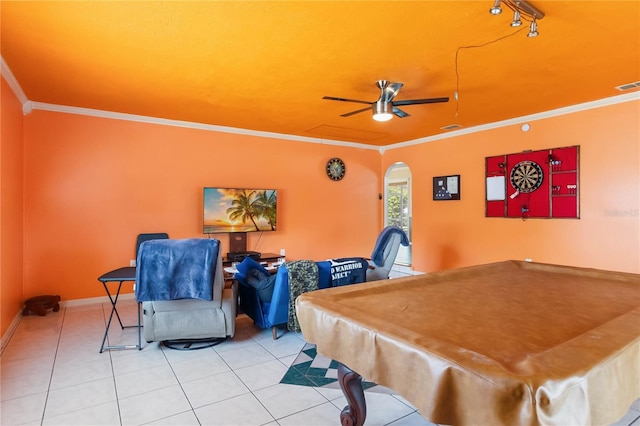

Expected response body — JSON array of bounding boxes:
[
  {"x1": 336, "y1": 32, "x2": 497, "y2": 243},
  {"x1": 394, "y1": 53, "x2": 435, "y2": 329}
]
[
  {"x1": 453, "y1": 29, "x2": 525, "y2": 119},
  {"x1": 450, "y1": 0, "x2": 546, "y2": 121}
]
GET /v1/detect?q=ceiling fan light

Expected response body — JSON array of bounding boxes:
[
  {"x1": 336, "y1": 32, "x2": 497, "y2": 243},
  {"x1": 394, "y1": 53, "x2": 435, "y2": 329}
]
[
  {"x1": 372, "y1": 102, "x2": 393, "y2": 122},
  {"x1": 489, "y1": 0, "x2": 502, "y2": 15},
  {"x1": 373, "y1": 112, "x2": 393, "y2": 122},
  {"x1": 511, "y1": 10, "x2": 522, "y2": 26}
]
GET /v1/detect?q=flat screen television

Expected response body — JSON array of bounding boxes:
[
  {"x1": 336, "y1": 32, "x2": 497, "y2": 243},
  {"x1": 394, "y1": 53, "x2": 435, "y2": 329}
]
[{"x1": 203, "y1": 188, "x2": 277, "y2": 234}]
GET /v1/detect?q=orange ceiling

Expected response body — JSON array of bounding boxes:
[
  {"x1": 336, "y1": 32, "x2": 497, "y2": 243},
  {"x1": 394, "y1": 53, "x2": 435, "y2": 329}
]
[{"x1": 1, "y1": 1, "x2": 639, "y2": 146}]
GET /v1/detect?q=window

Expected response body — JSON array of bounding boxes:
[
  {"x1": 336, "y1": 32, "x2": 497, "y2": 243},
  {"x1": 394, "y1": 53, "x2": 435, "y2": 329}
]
[{"x1": 385, "y1": 163, "x2": 411, "y2": 266}]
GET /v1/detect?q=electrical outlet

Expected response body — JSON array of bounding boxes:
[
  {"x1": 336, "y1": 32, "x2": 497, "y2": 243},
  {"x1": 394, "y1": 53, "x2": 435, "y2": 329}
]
[
  {"x1": 280, "y1": 248, "x2": 286, "y2": 256},
  {"x1": 524, "y1": 258, "x2": 532, "y2": 262},
  {"x1": 130, "y1": 259, "x2": 136, "y2": 267}
]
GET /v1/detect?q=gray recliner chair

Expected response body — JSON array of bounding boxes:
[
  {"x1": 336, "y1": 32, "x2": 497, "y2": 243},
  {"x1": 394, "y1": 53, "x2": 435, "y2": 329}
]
[
  {"x1": 366, "y1": 226, "x2": 410, "y2": 281},
  {"x1": 135, "y1": 238, "x2": 236, "y2": 346}
]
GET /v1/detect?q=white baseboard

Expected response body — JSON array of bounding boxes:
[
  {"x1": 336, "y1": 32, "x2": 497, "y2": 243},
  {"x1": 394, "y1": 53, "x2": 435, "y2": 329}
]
[
  {"x1": 390, "y1": 264, "x2": 425, "y2": 278},
  {"x1": 0, "y1": 311, "x2": 23, "y2": 355},
  {"x1": 60, "y1": 292, "x2": 135, "y2": 307}
]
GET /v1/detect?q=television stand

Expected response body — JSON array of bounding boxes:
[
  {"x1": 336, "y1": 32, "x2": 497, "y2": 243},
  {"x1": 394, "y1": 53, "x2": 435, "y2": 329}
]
[{"x1": 226, "y1": 251, "x2": 262, "y2": 262}]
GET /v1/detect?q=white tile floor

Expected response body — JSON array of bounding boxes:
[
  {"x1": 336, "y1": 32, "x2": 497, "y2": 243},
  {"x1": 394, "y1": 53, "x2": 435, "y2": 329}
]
[{"x1": 1, "y1": 299, "x2": 638, "y2": 426}]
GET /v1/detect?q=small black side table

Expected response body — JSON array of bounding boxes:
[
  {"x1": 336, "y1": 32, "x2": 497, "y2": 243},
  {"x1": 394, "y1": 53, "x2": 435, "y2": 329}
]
[{"x1": 97, "y1": 266, "x2": 141, "y2": 353}]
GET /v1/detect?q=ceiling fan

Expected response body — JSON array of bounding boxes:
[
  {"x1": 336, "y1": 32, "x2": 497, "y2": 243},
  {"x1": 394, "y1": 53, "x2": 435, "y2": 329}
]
[{"x1": 323, "y1": 80, "x2": 449, "y2": 122}]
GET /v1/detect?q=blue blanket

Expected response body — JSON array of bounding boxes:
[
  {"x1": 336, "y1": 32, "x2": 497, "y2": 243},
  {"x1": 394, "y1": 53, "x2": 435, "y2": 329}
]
[
  {"x1": 135, "y1": 238, "x2": 219, "y2": 302},
  {"x1": 371, "y1": 226, "x2": 410, "y2": 266}
]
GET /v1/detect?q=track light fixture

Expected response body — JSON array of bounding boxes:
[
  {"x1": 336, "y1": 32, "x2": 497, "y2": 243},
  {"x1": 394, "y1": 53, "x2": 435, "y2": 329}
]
[
  {"x1": 511, "y1": 9, "x2": 522, "y2": 27},
  {"x1": 489, "y1": 0, "x2": 502, "y2": 15},
  {"x1": 528, "y1": 15, "x2": 539, "y2": 37},
  {"x1": 489, "y1": 0, "x2": 544, "y2": 36}
]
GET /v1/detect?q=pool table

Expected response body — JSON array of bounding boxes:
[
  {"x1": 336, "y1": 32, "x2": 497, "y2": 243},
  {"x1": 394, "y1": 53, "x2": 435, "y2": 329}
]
[{"x1": 295, "y1": 260, "x2": 640, "y2": 425}]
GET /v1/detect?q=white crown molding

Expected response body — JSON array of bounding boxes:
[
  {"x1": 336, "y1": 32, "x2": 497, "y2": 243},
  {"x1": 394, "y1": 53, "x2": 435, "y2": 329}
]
[
  {"x1": 383, "y1": 92, "x2": 640, "y2": 152},
  {"x1": 14, "y1": 77, "x2": 639, "y2": 153},
  {"x1": 23, "y1": 100, "x2": 33, "y2": 114},
  {"x1": 0, "y1": 55, "x2": 30, "y2": 113},
  {"x1": 29, "y1": 102, "x2": 380, "y2": 151}
]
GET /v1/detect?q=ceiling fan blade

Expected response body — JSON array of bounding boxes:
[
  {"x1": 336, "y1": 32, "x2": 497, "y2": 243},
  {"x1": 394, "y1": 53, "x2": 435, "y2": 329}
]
[
  {"x1": 323, "y1": 96, "x2": 373, "y2": 105},
  {"x1": 393, "y1": 97, "x2": 449, "y2": 106},
  {"x1": 392, "y1": 107, "x2": 410, "y2": 118},
  {"x1": 340, "y1": 106, "x2": 372, "y2": 117}
]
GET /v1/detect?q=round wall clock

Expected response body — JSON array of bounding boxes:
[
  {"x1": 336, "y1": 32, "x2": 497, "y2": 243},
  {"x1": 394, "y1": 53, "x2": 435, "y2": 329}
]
[
  {"x1": 510, "y1": 160, "x2": 544, "y2": 193},
  {"x1": 326, "y1": 157, "x2": 346, "y2": 181}
]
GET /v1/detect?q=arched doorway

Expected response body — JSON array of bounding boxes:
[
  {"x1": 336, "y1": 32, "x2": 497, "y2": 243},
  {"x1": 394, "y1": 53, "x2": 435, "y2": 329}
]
[{"x1": 384, "y1": 162, "x2": 411, "y2": 266}]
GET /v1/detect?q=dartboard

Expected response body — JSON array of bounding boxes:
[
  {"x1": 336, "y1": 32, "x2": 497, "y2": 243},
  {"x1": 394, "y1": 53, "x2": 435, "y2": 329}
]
[{"x1": 510, "y1": 160, "x2": 544, "y2": 193}]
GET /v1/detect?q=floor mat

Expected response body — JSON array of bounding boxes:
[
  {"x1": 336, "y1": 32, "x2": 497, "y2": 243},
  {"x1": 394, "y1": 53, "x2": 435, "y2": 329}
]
[{"x1": 279, "y1": 343, "x2": 393, "y2": 394}]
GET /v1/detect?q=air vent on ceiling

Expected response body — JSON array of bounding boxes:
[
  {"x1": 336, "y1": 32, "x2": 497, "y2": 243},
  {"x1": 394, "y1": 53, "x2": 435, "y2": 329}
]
[
  {"x1": 615, "y1": 81, "x2": 640, "y2": 91},
  {"x1": 441, "y1": 124, "x2": 462, "y2": 131}
]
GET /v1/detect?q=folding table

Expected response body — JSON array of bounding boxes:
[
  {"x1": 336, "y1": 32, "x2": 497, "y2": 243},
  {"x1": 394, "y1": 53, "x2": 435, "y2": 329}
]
[{"x1": 97, "y1": 266, "x2": 141, "y2": 353}]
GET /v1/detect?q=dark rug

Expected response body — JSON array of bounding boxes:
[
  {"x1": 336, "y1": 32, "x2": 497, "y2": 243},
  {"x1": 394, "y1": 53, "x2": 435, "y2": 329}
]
[{"x1": 280, "y1": 343, "x2": 393, "y2": 394}]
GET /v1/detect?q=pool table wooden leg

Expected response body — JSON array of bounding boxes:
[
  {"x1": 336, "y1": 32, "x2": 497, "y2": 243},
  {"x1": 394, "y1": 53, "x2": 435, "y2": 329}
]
[{"x1": 338, "y1": 363, "x2": 366, "y2": 426}]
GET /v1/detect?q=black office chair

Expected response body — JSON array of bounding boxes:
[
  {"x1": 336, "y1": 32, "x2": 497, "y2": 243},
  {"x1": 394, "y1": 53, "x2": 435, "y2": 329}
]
[{"x1": 135, "y1": 233, "x2": 169, "y2": 258}]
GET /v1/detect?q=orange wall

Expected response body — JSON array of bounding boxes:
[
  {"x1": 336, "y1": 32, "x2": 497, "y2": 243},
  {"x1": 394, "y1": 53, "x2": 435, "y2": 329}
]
[
  {"x1": 383, "y1": 100, "x2": 640, "y2": 274},
  {"x1": 2, "y1": 92, "x2": 638, "y2": 338},
  {"x1": 22, "y1": 111, "x2": 381, "y2": 300},
  {"x1": 1, "y1": 76, "x2": 25, "y2": 337}
]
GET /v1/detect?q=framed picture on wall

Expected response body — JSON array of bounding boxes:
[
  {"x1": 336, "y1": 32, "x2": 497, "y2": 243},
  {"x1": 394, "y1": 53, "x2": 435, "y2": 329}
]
[{"x1": 433, "y1": 175, "x2": 460, "y2": 201}]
